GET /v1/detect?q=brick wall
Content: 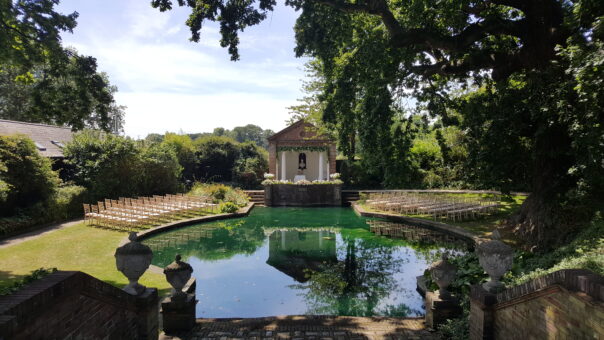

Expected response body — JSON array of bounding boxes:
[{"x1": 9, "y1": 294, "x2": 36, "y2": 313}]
[
  {"x1": 0, "y1": 271, "x2": 158, "y2": 340},
  {"x1": 470, "y1": 269, "x2": 604, "y2": 340},
  {"x1": 494, "y1": 286, "x2": 604, "y2": 339}
]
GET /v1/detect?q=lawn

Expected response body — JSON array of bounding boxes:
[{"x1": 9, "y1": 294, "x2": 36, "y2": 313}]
[{"x1": 0, "y1": 223, "x2": 171, "y2": 295}]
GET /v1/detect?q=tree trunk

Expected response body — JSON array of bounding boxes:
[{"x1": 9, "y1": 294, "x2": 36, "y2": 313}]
[{"x1": 507, "y1": 124, "x2": 580, "y2": 252}]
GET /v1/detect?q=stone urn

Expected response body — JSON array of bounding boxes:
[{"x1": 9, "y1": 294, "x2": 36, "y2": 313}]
[
  {"x1": 428, "y1": 253, "x2": 457, "y2": 299},
  {"x1": 476, "y1": 229, "x2": 514, "y2": 293},
  {"x1": 114, "y1": 232, "x2": 153, "y2": 295},
  {"x1": 164, "y1": 254, "x2": 193, "y2": 300}
]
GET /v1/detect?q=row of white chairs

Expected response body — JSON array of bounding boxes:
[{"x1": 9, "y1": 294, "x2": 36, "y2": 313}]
[
  {"x1": 83, "y1": 193, "x2": 217, "y2": 229},
  {"x1": 366, "y1": 192, "x2": 500, "y2": 221}
]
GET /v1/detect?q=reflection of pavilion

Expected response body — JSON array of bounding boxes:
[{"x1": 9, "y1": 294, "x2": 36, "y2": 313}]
[{"x1": 266, "y1": 229, "x2": 337, "y2": 282}]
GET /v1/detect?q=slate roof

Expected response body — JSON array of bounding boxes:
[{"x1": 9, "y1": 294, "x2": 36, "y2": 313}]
[{"x1": 0, "y1": 119, "x2": 74, "y2": 158}]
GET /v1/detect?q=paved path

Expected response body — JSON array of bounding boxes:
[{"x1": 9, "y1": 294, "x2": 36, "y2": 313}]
[
  {"x1": 161, "y1": 316, "x2": 436, "y2": 340},
  {"x1": 0, "y1": 219, "x2": 83, "y2": 249}
]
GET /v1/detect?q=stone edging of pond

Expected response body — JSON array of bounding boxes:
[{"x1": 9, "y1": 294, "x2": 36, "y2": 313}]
[
  {"x1": 351, "y1": 202, "x2": 483, "y2": 245},
  {"x1": 119, "y1": 203, "x2": 256, "y2": 246}
]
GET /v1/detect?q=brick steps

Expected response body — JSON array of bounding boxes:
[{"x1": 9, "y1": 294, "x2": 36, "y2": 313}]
[
  {"x1": 179, "y1": 316, "x2": 434, "y2": 339},
  {"x1": 342, "y1": 190, "x2": 360, "y2": 206},
  {"x1": 244, "y1": 190, "x2": 265, "y2": 206}
]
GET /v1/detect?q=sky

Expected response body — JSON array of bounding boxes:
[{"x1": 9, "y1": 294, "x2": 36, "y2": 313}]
[{"x1": 56, "y1": 0, "x2": 309, "y2": 139}]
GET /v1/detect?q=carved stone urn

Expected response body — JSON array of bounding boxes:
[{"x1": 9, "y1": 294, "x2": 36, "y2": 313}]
[
  {"x1": 476, "y1": 229, "x2": 514, "y2": 293},
  {"x1": 114, "y1": 232, "x2": 153, "y2": 295},
  {"x1": 164, "y1": 254, "x2": 193, "y2": 300},
  {"x1": 428, "y1": 253, "x2": 457, "y2": 299}
]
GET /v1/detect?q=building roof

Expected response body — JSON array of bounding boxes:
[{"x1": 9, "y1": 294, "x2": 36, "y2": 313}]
[
  {"x1": 0, "y1": 119, "x2": 74, "y2": 158},
  {"x1": 267, "y1": 120, "x2": 333, "y2": 142}
]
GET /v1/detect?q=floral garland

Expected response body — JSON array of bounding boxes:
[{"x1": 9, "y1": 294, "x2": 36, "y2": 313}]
[{"x1": 276, "y1": 146, "x2": 329, "y2": 159}]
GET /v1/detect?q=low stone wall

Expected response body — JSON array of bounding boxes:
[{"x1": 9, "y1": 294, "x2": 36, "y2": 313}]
[
  {"x1": 352, "y1": 202, "x2": 479, "y2": 244},
  {"x1": 264, "y1": 184, "x2": 342, "y2": 206},
  {"x1": 0, "y1": 271, "x2": 159, "y2": 340},
  {"x1": 132, "y1": 203, "x2": 255, "y2": 244},
  {"x1": 470, "y1": 269, "x2": 604, "y2": 339}
]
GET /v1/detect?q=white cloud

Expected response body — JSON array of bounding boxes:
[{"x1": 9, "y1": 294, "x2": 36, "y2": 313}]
[
  {"x1": 59, "y1": 0, "x2": 307, "y2": 138},
  {"x1": 118, "y1": 91, "x2": 292, "y2": 138}
]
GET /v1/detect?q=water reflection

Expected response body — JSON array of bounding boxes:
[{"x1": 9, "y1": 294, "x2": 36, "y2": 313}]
[
  {"x1": 266, "y1": 230, "x2": 337, "y2": 282},
  {"x1": 142, "y1": 207, "x2": 468, "y2": 318}
]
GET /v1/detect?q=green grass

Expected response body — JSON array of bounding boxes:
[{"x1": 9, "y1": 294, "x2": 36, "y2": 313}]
[
  {"x1": 0, "y1": 223, "x2": 171, "y2": 296},
  {"x1": 359, "y1": 194, "x2": 526, "y2": 245}
]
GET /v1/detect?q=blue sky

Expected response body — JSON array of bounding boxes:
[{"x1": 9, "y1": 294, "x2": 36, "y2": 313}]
[{"x1": 56, "y1": 0, "x2": 308, "y2": 138}]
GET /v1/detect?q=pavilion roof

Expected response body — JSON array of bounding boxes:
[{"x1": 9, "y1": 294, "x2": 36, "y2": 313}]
[{"x1": 267, "y1": 120, "x2": 333, "y2": 142}]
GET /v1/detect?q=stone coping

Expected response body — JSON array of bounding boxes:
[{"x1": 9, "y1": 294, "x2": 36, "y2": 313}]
[
  {"x1": 343, "y1": 189, "x2": 529, "y2": 196},
  {"x1": 352, "y1": 202, "x2": 480, "y2": 245},
  {"x1": 496, "y1": 269, "x2": 603, "y2": 304},
  {"x1": 0, "y1": 271, "x2": 157, "y2": 325},
  {"x1": 121, "y1": 203, "x2": 255, "y2": 246},
  {"x1": 470, "y1": 269, "x2": 604, "y2": 308}
]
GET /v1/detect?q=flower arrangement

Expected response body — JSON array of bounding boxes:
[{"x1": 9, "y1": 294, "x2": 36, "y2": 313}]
[
  {"x1": 264, "y1": 173, "x2": 275, "y2": 180},
  {"x1": 262, "y1": 178, "x2": 342, "y2": 185},
  {"x1": 330, "y1": 173, "x2": 341, "y2": 180}
]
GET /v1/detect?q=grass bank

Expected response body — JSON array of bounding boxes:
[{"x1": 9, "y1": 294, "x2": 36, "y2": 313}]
[{"x1": 0, "y1": 222, "x2": 171, "y2": 295}]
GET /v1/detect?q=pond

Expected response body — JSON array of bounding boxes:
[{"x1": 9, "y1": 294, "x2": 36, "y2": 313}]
[{"x1": 143, "y1": 207, "x2": 469, "y2": 318}]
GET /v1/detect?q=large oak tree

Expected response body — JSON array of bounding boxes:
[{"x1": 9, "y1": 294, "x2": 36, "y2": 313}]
[{"x1": 153, "y1": 0, "x2": 604, "y2": 250}]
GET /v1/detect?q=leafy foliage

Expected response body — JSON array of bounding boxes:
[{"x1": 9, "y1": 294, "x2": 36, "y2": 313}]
[
  {"x1": 64, "y1": 130, "x2": 182, "y2": 200},
  {"x1": 0, "y1": 3, "x2": 123, "y2": 132},
  {"x1": 0, "y1": 134, "x2": 59, "y2": 216},
  {"x1": 0, "y1": 267, "x2": 57, "y2": 296},
  {"x1": 219, "y1": 201, "x2": 239, "y2": 213},
  {"x1": 153, "y1": 0, "x2": 604, "y2": 249},
  {"x1": 189, "y1": 182, "x2": 249, "y2": 206}
]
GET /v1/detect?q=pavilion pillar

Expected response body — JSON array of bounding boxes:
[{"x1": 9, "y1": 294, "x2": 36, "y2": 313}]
[
  {"x1": 281, "y1": 151, "x2": 286, "y2": 180},
  {"x1": 319, "y1": 152, "x2": 324, "y2": 180}
]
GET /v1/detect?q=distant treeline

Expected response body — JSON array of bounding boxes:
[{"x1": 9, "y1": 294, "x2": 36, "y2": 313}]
[{"x1": 145, "y1": 124, "x2": 275, "y2": 150}]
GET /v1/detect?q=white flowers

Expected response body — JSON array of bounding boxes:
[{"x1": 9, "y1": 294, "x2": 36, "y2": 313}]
[
  {"x1": 264, "y1": 173, "x2": 275, "y2": 179},
  {"x1": 329, "y1": 173, "x2": 341, "y2": 180}
]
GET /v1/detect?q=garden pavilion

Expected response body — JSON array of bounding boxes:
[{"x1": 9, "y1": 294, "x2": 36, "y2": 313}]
[{"x1": 268, "y1": 121, "x2": 336, "y2": 182}]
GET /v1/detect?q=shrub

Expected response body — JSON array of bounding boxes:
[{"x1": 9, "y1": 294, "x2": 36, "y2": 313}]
[
  {"x1": 161, "y1": 133, "x2": 196, "y2": 182},
  {"x1": 194, "y1": 136, "x2": 240, "y2": 182},
  {"x1": 232, "y1": 142, "x2": 268, "y2": 189},
  {"x1": 138, "y1": 143, "x2": 182, "y2": 196},
  {"x1": 189, "y1": 182, "x2": 249, "y2": 206},
  {"x1": 64, "y1": 130, "x2": 141, "y2": 200},
  {"x1": 0, "y1": 135, "x2": 60, "y2": 216},
  {"x1": 47, "y1": 185, "x2": 88, "y2": 220},
  {"x1": 219, "y1": 201, "x2": 239, "y2": 213},
  {"x1": 224, "y1": 188, "x2": 249, "y2": 207}
]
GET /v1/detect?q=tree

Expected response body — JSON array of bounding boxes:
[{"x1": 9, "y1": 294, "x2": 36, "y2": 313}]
[
  {"x1": 233, "y1": 142, "x2": 269, "y2": 189},
  {"x1": 161, "y1": 133, "x2": 197, "y2": 182},
  {"x1": 156, "y1": 0, "x2": 604, "y2": 250},
  {"x1": 0, "y1": 50, "x2": 125, "y2": 132},
  {"x1": 64, "y1": 130, "x2": 141, "y2": 200},
  {"x1": 231, "y1": 124, "x2": 273, "y2": 149},
  {"x1": 139, "y1": 143, "x2": 182, "y2": 196},
  {"x1": 0, "y1": 0, "x2": 78, "y2": 70},
  {"x1": 0, "y1": 135, "x2": 60, "y2": 216},
  {"x1": 193, "y1": 136, "x2": 240, "y2": 182},
  {"x1": 1, "y1": 2, "x2": 123, "y2": 132}
]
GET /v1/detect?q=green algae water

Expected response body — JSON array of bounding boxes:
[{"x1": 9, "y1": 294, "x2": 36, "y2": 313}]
[{"x1": 143, "y1": 207, "x2": 469, "y2": 318}]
